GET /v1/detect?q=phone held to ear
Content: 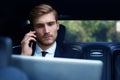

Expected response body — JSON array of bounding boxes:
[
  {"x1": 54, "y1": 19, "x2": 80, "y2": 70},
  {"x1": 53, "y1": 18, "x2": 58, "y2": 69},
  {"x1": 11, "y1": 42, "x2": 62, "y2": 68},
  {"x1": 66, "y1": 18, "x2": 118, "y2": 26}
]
[
  {"x1": 29, "y1": 40, "x2": 35, "y2": 47},
  {"x1": 28, "y1": 25, "x2": 36, "y2": 47}
]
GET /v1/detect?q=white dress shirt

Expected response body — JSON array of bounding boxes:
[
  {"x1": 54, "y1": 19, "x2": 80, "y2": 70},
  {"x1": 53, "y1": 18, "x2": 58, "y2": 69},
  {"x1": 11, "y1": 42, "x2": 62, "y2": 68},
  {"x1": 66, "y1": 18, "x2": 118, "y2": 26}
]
[{"x1": 34, "y1": 42, "x2": 56, "y2": 58}]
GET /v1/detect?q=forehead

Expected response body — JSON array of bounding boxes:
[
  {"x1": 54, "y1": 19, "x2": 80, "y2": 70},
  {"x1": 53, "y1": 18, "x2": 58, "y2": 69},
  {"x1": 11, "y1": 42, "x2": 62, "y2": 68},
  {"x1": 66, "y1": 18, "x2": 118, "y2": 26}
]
[{"x1": 33, "y1": 12, "x2": 56, "y2": 24}]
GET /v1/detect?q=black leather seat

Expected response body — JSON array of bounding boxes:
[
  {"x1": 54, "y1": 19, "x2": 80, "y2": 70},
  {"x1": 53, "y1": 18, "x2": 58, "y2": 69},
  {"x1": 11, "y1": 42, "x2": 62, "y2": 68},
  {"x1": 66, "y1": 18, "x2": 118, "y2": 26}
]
[
  {"x1": 111, "y1": 44, "x2": 120, "y2": 80},
  {"x1": 81, "y1": 42, "x2": 112, "y2": 80}
]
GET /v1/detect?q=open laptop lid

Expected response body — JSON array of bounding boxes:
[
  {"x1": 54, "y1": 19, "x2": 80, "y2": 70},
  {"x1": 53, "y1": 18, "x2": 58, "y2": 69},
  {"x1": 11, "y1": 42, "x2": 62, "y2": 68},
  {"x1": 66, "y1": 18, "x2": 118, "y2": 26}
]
[{"x1": 11, "y1": 55, "x2": 103, "y2": 80}]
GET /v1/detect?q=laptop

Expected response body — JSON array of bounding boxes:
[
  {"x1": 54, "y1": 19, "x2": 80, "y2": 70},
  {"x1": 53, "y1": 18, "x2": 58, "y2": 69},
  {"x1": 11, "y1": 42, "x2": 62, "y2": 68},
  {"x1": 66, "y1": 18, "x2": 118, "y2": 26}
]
[{"x1": 10, "y1": 55, "x2": 103, "y2": 80}]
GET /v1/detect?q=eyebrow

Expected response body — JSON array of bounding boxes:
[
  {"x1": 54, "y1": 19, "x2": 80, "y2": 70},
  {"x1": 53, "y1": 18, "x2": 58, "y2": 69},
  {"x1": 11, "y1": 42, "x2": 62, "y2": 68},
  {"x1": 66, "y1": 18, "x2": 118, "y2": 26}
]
[{"x1": 36, "y1": 21, "x2": 56, "y2": 24}]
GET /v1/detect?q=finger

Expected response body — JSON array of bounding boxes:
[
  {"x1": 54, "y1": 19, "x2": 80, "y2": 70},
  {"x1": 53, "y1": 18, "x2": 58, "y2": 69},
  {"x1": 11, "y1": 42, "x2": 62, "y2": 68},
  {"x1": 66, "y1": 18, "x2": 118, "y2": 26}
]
[
  {"x1": 25, "y1": 32, "x2": 36, "y2": 38},
  {"x1": 21, "y1": 36, "x2": 36, "y2": 46}
]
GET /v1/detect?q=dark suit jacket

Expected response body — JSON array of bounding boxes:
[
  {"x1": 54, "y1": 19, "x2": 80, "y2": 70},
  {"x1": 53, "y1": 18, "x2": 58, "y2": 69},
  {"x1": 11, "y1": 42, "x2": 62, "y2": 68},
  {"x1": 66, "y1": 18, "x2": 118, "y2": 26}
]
[{"x1": 13, "y1": 43, "x2": 82, "y2": 59}]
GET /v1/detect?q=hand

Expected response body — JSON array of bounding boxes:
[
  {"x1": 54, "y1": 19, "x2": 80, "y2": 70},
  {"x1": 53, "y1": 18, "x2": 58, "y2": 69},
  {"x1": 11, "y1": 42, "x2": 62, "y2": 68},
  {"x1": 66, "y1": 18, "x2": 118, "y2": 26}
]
[{"x1": 21, "y1": 31, "x2": 36, "y2": 56}]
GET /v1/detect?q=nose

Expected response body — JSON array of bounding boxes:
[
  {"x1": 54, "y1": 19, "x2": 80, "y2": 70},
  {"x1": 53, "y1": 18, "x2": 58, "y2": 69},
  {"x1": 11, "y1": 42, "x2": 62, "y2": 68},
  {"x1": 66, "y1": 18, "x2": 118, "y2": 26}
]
[{"x1": 44, "y1": 25, "x2": 49, "y2": 33}]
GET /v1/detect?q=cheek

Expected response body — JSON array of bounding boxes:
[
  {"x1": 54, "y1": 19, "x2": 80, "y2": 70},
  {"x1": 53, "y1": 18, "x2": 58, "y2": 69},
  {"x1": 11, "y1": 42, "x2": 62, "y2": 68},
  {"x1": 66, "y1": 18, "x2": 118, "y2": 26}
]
[
  {"x1": 52, "y1": 28, "x2": 58, "y2": 34},
  {"x1": 35, "y1": 30, "x2": 43, "y2": 36},
  {"x1": 53, "y1": 29, "x2": 58, "y2": 37}
]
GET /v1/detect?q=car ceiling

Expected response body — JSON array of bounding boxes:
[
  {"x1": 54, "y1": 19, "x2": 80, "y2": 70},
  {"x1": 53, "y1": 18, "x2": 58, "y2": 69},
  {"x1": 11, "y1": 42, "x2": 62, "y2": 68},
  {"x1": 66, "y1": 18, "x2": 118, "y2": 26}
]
[
  {"x1": 0, "y1": 0, "x2": 120, "y2": 20},
  {"x1": 0, "y1": 0, "x2": 120, "y2": 44}
]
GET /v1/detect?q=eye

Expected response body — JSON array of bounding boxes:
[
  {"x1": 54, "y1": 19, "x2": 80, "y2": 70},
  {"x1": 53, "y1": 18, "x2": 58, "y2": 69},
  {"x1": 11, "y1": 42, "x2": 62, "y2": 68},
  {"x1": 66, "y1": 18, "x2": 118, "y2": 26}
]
[
  {"x1": 47, "y1": 22, "x2": 55, "y2": 26},
  {"x1": 35, "y1": 24, "x2": 44, "y2": 28}
]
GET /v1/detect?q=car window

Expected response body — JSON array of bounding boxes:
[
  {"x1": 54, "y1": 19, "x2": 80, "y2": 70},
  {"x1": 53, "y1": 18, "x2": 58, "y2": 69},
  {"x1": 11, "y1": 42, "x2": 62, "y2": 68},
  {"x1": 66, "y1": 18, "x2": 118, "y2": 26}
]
[{"x1": 59, "y1": 20, "x2": 120, "y2": 42}]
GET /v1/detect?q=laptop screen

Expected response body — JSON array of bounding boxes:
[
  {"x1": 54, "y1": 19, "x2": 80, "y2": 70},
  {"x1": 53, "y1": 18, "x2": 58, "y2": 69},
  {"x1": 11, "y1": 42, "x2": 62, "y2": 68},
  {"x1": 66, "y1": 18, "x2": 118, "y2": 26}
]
[{"x1": 11, "y1": 55, "x2": 103, "y2": 80}]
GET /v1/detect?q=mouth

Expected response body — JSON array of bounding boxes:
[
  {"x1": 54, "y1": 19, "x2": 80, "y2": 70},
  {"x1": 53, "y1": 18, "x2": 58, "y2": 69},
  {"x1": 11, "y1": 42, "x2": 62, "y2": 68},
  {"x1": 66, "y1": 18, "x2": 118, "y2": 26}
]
[{"x1": 43, "y1": 35, "x2": 52, "y2": 40}]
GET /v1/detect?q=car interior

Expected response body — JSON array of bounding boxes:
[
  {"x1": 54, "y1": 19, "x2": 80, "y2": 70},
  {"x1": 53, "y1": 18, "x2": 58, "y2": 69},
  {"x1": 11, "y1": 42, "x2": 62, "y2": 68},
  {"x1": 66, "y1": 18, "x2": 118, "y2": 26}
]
[{"x1": 0, "y1": 0, "x2": 120, "y2": 80}]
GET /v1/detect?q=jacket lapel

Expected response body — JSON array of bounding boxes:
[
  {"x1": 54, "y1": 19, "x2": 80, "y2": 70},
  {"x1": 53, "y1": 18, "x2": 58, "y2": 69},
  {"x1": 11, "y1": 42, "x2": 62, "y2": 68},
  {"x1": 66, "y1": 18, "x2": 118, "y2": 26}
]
[{"x1": 54, "y1": 45, "x2": 64, "y2": 57}]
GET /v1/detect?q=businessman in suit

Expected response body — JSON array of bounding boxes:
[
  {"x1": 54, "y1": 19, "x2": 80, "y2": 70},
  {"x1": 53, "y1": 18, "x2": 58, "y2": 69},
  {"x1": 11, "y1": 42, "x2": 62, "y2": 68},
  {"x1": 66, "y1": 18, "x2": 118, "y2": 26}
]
[{"x1": 19, "y1": 4, "x2": 81, "y2": 58}]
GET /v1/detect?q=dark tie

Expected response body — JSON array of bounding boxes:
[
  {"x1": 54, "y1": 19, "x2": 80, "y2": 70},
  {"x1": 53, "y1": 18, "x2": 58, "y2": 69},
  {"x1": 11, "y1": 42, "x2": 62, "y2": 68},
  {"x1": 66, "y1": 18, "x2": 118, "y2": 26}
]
[{"x1": 41, "y1": 51, "x2": 48, "y2": 57}]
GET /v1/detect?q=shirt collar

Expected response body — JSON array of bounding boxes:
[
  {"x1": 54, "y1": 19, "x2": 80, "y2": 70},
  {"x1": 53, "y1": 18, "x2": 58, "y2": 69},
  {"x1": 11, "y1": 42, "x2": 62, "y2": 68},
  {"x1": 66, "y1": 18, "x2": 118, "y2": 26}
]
[{"x1": 35, "y1": 42, "x2": 56, "y2": 54}]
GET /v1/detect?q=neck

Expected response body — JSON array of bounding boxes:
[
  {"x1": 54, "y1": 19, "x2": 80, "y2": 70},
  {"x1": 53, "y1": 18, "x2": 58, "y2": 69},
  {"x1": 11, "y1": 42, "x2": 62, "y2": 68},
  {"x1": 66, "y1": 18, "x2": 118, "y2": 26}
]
[{"x1": 37, "y1": 42, "x2": 55, "y2": 51}]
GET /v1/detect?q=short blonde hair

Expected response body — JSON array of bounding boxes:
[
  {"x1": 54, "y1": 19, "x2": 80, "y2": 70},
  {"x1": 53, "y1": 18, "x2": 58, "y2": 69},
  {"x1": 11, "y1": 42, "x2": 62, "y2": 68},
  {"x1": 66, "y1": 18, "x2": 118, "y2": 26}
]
[{"x1": 29, "y1": 4, "x2": 58, "y2": 24}]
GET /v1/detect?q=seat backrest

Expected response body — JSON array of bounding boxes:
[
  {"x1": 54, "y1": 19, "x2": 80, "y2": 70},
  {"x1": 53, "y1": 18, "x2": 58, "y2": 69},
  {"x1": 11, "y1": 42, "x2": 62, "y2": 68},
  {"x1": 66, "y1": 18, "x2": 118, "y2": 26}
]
[
  {"x1": 82, "y1": 43, "x2": 112, "y2": 80},
  {"x1": 112, "y1": 44, "x2": 120, "y2": 80},
  {"x1": 113, "y1": 50, "x2": 120, "y2": 80}
]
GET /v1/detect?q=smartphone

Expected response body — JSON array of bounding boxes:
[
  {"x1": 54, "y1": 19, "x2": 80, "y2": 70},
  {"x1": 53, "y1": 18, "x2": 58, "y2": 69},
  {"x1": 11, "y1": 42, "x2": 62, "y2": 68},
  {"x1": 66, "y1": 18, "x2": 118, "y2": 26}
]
[{"x1": 29, "y1": 25, "x2": 36, "y2": 47}]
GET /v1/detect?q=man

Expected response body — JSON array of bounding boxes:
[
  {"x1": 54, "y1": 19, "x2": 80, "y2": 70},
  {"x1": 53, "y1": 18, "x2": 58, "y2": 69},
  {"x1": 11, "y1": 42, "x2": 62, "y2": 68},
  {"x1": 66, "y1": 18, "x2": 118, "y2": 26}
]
[{"x1": 17, "y1": 4, "x2": 81, "y2": 58}]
